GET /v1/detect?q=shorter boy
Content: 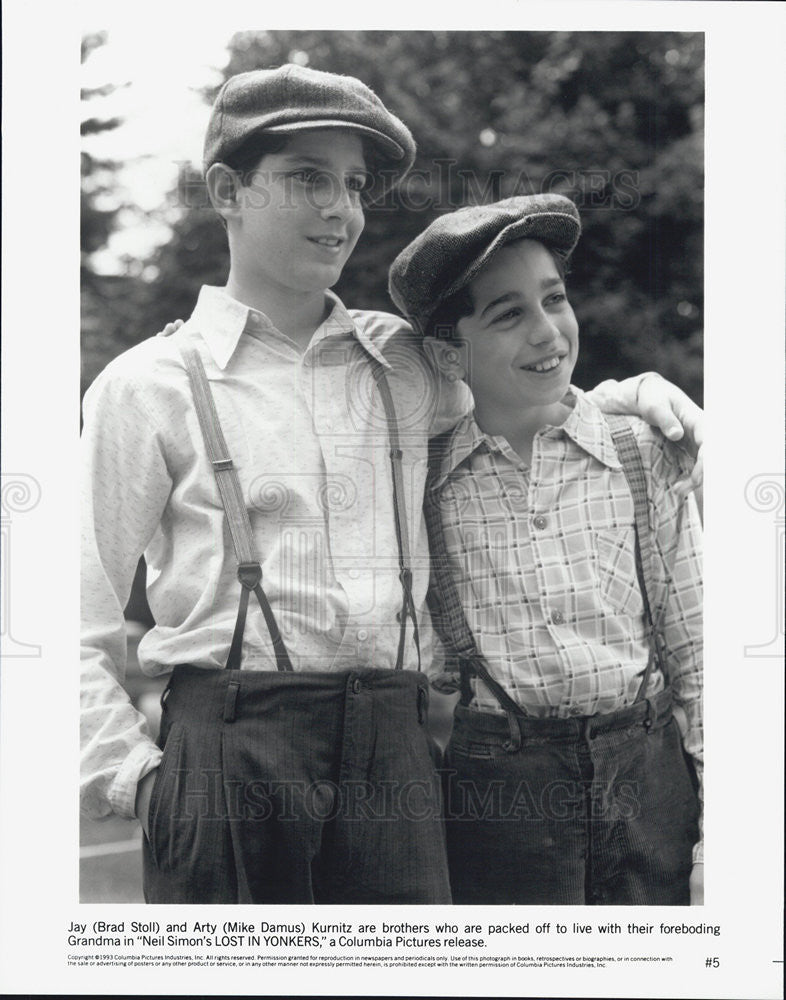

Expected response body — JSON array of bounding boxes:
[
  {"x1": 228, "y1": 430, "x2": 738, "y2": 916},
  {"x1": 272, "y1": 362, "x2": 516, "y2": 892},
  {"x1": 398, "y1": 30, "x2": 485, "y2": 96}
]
[{"x1": 389, "y1": 195, "x2": 703, "y2": 905}]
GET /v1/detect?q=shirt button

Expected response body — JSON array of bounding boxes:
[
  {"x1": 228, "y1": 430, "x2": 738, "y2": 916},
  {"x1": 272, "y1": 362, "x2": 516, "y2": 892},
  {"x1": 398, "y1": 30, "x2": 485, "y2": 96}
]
[
  {"x1": 551, "y1": 610, "x2": 565, "y2": 625},
  {"x1": 357, "y1": 629, "x2": 369, "y2": 641},
  {"x1": 352, "y1": 678, "x2": 362, "y2": 694},
  {"x1": 348, "y1": 569, "x2": 360, "y2": 580},
  {"x1": 533, "y1": 515, "x2": 548, "y2": 530}
]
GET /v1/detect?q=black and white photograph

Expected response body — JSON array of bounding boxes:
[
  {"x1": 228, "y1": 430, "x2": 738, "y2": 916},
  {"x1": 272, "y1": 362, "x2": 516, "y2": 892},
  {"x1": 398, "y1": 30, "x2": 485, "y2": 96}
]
[
  {"x1": 78, "y1": 25, "x2": 707, "y2": 908},
  {"x1": 1, "y1": 2, "x2": 784, "y2": 998}
]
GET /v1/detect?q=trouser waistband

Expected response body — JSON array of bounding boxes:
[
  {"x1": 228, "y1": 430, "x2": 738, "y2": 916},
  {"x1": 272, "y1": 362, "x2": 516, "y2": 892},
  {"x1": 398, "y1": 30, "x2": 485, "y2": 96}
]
[
  {"x1": 163, "y1": 663, "x2": 430, "y2": 726},
  {"x1": 454, "y1": 686, "x2": 673, "y2": 743}
]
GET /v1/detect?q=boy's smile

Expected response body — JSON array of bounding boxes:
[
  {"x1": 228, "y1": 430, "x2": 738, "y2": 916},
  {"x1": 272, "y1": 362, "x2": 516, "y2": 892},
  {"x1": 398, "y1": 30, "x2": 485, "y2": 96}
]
[
  {"x1": 456, "y1": 239, "x2": 578, "y2": 433},
  {"x1": 308, "y1": 235, "x2": 347, "y2": 251}
]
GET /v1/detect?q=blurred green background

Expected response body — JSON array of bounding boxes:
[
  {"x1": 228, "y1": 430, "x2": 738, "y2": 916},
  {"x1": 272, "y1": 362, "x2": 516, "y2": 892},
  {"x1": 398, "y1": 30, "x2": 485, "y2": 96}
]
[{"x1": 82, "y1": 29, "x2": 704, "y2": 405}]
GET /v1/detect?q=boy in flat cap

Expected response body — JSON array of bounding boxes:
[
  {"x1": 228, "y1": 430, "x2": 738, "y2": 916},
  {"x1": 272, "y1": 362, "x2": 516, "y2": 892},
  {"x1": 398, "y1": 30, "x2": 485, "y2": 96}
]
[
  {"x1": 81, "y1": 65, "x2": 703, "y2": 905},
  {"x1": 389, "y1": 194, "x2": 703, "y2": 906}
]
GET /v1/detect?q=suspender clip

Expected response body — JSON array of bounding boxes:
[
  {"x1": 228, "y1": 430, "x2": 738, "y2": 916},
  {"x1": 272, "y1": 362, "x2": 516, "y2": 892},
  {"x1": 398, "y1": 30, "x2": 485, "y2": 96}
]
[
  {"x1": 212, "y1": 458, "x2": 234, "y2": 471},
  {"x1": 389, "y1": 447, "x2": 403, "y2": 460},
  {"x1": 237, "y1": 562, "x2": 262, "y2": 589}
]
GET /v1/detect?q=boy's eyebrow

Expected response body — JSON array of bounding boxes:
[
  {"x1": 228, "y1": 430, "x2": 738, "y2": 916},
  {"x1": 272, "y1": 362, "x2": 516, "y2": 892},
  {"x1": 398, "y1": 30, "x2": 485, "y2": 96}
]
[
  {"x1": 479, "y1": 292, "x2": 519, "y2": 319},
  {"x1": 479, "y1": 277, "x2": 565, "y2": 319}
]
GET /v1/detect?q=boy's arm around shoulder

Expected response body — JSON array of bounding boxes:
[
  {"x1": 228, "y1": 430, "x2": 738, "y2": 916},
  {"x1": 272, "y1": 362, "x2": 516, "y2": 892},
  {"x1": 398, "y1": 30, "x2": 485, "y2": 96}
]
[
  {"x1": 81, "y1": 358, "x2": 172, "y2": 821},
  {"x1": 587, "y1": 372, "x2": 703, "y2": 498},
  {"x1": 634, "y1": 420, "x2": 705, "y2": 888}
]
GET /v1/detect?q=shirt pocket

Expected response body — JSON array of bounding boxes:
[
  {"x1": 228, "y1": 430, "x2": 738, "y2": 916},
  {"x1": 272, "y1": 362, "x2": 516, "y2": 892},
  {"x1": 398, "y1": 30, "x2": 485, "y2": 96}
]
[{"x1": 594, "y1": 525, "x2": 644, "y2": 618}]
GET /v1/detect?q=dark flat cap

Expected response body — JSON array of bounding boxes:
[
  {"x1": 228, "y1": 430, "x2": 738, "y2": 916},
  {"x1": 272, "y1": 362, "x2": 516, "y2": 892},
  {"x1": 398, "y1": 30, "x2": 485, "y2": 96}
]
[
  {"x1": 389, "y1": 194, "x2": 581, "y2": 336},
  {"x1": 204, "y1": 64, "x2": 416, "y2": 202}
]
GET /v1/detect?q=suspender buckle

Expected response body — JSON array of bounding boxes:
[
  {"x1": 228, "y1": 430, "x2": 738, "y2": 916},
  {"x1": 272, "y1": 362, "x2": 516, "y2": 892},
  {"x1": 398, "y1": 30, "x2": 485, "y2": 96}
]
[
  {"x1": 399, "y1": 568, "x2": 413, "y2": 591},
  {"x1": 237, "y1": 562, "x2": 262, "y2": 589}
]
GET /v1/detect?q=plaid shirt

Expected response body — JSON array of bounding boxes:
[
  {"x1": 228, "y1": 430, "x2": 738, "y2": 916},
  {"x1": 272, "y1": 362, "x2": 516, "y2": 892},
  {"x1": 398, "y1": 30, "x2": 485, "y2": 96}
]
[{"x1": 426, "y1": 388, "x2": 703, "y2": 860}]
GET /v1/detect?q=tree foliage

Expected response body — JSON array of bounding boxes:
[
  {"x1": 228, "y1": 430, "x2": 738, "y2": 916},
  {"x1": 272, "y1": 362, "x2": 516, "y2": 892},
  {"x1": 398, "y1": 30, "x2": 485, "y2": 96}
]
[
  {"x1": 81, "y1": 33, "x2": 123, "y2": 272},
  {"x1": 83, "y1": 30, "x2": 704, "y2": 402},
  {"x1": 81, "y1": 33, "x2": 147, "y2": 394}
]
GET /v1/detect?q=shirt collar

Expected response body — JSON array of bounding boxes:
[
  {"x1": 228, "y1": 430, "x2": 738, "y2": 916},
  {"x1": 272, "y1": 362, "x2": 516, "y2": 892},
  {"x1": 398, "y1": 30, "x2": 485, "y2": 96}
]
[
  {"x1": 430, "y1": 387, "x2": 622, "y2": 490},
  {"x1": 559, "y1": 389, "x2": 623, "y2": 470},
  {"x1": 307, "y1": 290, "x2": 361, "y2": 353},
  {"x1": 178, "y1": 286, "x2": 359, "y2": 371},
  {"x1": 344, "y1": 307, "x2": 403, "y2": 369},
  {"x1": 429, "y1": 412, "x2": 490, "y2": 491}
]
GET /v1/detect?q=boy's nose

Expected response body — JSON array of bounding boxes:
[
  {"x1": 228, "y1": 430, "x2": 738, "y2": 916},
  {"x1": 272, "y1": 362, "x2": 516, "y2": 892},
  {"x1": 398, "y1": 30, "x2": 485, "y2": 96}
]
[
  {"x1": 317, "y1": 180, "x2": 356, "y2": 220},
  {"x1": 525, "y1": 310, "x2": 560, "y2": 346}
]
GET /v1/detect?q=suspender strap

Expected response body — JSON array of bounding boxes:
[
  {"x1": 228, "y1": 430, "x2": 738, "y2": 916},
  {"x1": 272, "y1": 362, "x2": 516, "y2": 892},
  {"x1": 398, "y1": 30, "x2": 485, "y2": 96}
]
[
  {"x1": 461, "y1": 655, "x2": 527, "y2": 718},
  {"x1": 604, "y1": 414, "x2": 666, "y2": 697},
  {"x1": 369, "y1": 359, "x2": 421, "y2": 672},
  {"x1": 225, "y1": 562, "x2": 294, "y2": 673},
  {"x1": 423, "y1": 432, "x2": 524, "y2": 712},
  {"x1": 180, "y1": 348, "x2": 293, "y2": 672}
]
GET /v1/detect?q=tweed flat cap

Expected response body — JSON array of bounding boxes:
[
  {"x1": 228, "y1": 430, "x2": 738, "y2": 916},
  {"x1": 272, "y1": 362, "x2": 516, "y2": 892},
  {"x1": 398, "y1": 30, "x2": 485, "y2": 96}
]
[
  {"x1": 389, "y1": 194, "x2": 581, "y2": 336},
  {"x1": 204, "y1": 64, "x2": 416, "y2": 202}
]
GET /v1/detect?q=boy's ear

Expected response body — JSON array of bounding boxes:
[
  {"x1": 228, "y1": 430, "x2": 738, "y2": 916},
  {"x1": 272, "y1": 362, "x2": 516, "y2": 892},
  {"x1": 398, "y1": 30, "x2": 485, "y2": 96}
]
[
  {"x1": 422, "y1": 336, "x2": 468, "y2": 383},
  {"x1": 205, "y1": 163, "x2": 240, "y2": 221}
]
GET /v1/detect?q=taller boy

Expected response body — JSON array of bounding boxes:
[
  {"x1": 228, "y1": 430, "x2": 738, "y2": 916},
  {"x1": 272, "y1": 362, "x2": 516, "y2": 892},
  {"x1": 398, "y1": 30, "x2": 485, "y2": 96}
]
[
  {"x1": 81, "y1": 64, "x2": 703, "y2": 905},
  {"x1": 81, "y1": 65, "x2": 458, "y2": 904}
]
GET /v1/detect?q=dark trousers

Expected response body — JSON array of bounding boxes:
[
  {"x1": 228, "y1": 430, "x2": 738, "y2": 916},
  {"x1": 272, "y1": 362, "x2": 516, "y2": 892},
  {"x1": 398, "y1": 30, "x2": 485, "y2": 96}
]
[
  {"x1": 143, "y1": 665, "x2": 451, "y2": 904},
  {"x1": 443, "y1": 688, "x2": 699, "y2": 905}
]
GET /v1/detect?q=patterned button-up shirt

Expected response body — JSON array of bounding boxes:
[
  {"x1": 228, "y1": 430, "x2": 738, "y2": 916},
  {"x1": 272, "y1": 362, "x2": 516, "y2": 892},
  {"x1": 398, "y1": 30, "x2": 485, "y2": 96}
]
[{"x1": 427, "y1": 388, "x2": 703, "y2": 860}]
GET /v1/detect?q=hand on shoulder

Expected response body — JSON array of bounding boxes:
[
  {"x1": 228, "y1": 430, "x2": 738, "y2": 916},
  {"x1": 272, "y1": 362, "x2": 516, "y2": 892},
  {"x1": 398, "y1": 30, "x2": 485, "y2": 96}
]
[
  {"x1": 589, "y1": 372, "x2": 704, "y2": 496},
  {"x1": 157, "y1": 319, "x2": 184, "y2": 337}
]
